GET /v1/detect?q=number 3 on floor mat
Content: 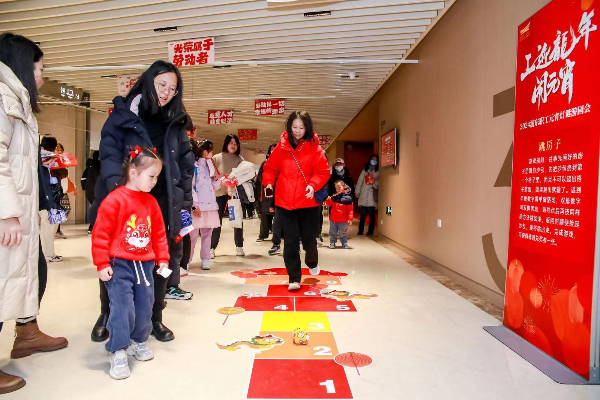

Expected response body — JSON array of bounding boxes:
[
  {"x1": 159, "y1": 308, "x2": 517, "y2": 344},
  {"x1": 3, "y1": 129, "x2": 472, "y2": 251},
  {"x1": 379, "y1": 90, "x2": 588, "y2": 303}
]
[{"x1": 319, "y1": 380, "x2": 336, "y2": 393}]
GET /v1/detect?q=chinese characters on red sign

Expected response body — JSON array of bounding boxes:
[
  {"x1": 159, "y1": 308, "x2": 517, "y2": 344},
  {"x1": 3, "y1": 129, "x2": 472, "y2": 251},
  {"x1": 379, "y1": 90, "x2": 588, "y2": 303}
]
[
  {"x1": 238, "y1": 129, "x2": 257, "y2": 140},
  {"x1": 254, "y1": 99, "x2": 285, "y2": 116},
  {"x1": 208, "y1": 110, "x2": 233, "y2": 125},
  {"x1": 168, "y1": 37, "x2": 215, "y2": 67},
  {"x1": 505, "y1": 0, "x2": 599, "y2": 379},
  {"x1": 318, "y1": 135, "x2": 331, "y2": 145}
]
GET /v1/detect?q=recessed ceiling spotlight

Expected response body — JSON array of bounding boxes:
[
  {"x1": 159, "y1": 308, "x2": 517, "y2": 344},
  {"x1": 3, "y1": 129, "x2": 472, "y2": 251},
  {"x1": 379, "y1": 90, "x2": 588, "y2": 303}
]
[
  {"x1": 212, "y1": 65, "x2": 232, "y2": 69},
  {"x1": 101, "y1": 75, "x2": 118, "y2": 78},
  {"x1": 256, "y1": 93, "x2": 272, "y2": 96},
  {"x1": 341, "y1": 73, "x2": 359, "y2": 79},
  {"x1": 304, "y1": 11, "x2": 332, "y2": 18},
  {"x1": 154, "y1": 26, "x2": 178, "y2": 32}
]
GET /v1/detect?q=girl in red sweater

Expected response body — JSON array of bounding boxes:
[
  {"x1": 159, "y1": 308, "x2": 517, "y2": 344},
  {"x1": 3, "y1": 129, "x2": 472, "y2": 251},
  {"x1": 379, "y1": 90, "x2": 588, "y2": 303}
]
[
  {"x1": 324, "y1": 180, "x2": 354, "y2": 249},
  {"x1": 92, "y1": 147, "x2": 170, "y2": 380}
]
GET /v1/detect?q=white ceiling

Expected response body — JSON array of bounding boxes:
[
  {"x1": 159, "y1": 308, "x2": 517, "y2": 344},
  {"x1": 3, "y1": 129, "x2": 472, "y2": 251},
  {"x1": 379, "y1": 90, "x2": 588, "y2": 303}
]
[{"x1": 1, "y1": 0, "x2": 453, "y2": 150}]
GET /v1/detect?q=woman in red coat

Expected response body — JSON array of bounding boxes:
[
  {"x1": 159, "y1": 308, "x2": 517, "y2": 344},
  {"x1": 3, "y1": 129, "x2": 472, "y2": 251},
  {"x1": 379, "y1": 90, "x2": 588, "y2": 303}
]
[{"x1": 262, "y1": 111, "x2": 330, "y2": 290}]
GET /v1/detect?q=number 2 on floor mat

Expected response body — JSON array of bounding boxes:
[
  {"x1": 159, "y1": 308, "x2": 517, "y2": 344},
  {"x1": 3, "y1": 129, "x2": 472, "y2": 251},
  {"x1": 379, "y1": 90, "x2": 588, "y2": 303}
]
[{"x1": 313, "y1": 346, "x2": 332, "y2": 356}]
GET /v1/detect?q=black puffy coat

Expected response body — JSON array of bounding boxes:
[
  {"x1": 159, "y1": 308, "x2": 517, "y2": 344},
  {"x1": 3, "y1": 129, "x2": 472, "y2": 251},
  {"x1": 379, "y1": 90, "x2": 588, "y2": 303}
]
[
  {"x1": 327, "y1": 166, "x2": 355, "y2": 196},
  {"x1": 256, "y1": 161, "x2": 275, "y2": 215},
  {"x1": 91, "y1": 95, "x2": 194, "y2": 239}
]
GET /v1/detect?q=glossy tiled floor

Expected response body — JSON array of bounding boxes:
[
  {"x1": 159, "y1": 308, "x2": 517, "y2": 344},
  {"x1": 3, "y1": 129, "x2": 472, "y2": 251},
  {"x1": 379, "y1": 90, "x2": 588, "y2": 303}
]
[{"x1": 1, "y1": 221, "x2": 599, "y2": 399}]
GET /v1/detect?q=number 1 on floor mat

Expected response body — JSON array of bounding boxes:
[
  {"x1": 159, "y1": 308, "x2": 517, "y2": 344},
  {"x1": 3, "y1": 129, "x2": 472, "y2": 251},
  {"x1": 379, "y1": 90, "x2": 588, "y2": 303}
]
[{"x1": 319, "y1": 380, "x2": 336, "y2": 393}]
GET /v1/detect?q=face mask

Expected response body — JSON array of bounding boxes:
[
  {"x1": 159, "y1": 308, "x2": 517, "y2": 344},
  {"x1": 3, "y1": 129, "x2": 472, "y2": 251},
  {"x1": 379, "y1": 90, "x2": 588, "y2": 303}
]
[
  {"x1": 335, "y1": 166, "x2": 344, "y2": 173},
  {"x1": 370, "y1": 160, "x2": 378, "y2": 166}
]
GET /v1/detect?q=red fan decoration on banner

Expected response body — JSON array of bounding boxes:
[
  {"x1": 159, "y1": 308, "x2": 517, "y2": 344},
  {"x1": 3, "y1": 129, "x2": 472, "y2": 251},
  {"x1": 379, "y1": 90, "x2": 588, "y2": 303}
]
[{"x1": 334, "y1": 352, "x2": 372, "y2": 375}]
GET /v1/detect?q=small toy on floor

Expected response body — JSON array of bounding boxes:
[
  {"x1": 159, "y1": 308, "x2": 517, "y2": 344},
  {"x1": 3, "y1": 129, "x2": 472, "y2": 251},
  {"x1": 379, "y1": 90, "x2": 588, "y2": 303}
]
[{"x1": 293, "y1": 327, "x2": 309, "y2": 345}]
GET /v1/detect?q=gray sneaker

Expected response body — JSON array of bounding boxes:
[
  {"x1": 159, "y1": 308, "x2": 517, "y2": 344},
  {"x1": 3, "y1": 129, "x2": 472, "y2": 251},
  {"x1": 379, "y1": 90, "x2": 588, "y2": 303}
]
[
  {"x1": 309, "y1": 265, "x2": 320, "y2": 276},
  {"x1": 109, "y1": 349, "x2": 130, "y2": 380},
  {"x1": 342, "y1": 243, "x2": 350, "y2": 249},
  {"x1": 126, "y1": 341, "x2": 154, "y2": 361}
]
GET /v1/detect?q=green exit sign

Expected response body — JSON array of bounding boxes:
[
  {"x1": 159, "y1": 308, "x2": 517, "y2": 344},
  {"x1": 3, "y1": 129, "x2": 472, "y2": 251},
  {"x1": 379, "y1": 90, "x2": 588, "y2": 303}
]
[{"x1": 386, "y1": 207, "x2": 392, "y2": 215}]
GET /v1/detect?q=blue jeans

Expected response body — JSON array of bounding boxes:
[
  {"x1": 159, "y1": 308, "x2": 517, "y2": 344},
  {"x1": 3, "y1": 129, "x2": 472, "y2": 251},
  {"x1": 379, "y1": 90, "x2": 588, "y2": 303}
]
[
  {"x1": 330, "y1": 222, "x2": 348, "y2": 245},
  {"x1": 104, "y1": 258, "x2": 155, "y2": 353}
]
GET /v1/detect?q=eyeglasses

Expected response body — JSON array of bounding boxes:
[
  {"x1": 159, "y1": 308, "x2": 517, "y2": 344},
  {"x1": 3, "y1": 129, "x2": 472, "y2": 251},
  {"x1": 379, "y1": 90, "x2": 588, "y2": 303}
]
[{"x1": 154, "y1": 80, "x2": 178, "y2": 96}]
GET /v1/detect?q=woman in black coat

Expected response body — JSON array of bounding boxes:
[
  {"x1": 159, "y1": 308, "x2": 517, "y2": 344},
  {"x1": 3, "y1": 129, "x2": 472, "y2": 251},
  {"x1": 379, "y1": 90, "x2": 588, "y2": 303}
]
[
  {"x1": 256, "y1": 144, "x2": 277, "y2": 241},
  {"x1": 327, "y1": 158, "x2": 355, "y2": 196},
  {"x1": 90, "y1": 60, "x2": 195, "y2": 342}
]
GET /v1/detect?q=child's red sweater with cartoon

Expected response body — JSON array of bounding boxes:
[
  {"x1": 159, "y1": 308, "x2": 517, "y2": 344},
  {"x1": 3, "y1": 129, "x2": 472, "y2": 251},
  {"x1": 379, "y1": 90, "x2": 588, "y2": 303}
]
[{"x1": 92, "y1": 186, "x2": 170, "y2": 271}]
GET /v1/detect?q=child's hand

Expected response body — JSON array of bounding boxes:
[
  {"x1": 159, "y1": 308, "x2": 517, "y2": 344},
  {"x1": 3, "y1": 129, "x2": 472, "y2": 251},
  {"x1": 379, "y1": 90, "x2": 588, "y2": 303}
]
[
  {"x1": 99, "y1": 267, "x2": 113, "y2": 282},
  {"x1": 348, "y1": 220, "x2": 353, "y2": 226},
  {"x1": 192, "y1": 208, "x2": 202, "y2": 218},
  {"x1": 157, "y1": 263, "x2": 169, "y2": 275}
]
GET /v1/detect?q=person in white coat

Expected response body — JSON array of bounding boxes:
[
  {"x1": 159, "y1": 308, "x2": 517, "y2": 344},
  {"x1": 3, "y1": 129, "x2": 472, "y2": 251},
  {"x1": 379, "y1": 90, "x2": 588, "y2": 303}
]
[
  {"x1": 0, "y1": 33, "x2": 67, "y2": 395},
  {"x1": 355, "y1": 154, "x2": 379, "y2": 236}
]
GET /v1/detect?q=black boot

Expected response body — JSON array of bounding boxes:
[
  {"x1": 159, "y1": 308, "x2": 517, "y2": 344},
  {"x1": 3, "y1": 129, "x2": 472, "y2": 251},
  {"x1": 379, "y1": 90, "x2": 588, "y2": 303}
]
[
  {"x1": 91, "y1": 314, "x2": 109, "y2": 342},
  {"x1": 151, "y1": 321, "x2": 174, "y2": 342}
]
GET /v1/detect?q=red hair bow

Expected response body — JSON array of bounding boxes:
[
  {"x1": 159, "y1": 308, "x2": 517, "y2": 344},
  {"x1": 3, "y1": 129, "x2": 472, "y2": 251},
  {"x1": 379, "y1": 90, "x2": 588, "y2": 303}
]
[
  {"x1": 130, "y1": 145, "x2": 143, "y2": 159},
  {"x1": 153, "y1": 147, "x2": 157, "y2": 153}
]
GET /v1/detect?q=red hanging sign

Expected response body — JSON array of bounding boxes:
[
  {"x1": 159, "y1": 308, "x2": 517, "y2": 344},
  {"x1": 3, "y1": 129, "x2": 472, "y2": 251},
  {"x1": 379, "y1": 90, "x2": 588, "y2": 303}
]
[
  {"x1": 168, "y1": 37, "x2": 215, "y2": 67},
  {"x1": 208, "y1": 110, "x2": 233, "y2": 125},
  {"x1": 505, "y1": 0, "x2": 599, "y2": 379},
  {"x1": 254, "y1": 99, "x2": 285, "y2": 116},
  {"x1": 318, "y1": 134, "x2": 332, "y2": 145},
  {"x1": 238, "y1": 129, "x2": 258, "y2": 140}
]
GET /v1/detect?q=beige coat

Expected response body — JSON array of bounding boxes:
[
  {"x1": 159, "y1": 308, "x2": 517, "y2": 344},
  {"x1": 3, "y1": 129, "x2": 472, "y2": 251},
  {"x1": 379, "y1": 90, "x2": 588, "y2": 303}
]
[{"x1": 0, "y1": 61, "x2": 40, "y2": 322}]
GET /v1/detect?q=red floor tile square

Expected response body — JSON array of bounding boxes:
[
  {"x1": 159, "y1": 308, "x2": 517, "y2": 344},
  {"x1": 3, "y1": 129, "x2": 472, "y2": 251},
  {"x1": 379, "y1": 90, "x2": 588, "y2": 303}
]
[
  {"x1": 248, "y1": 359, "x2": 352, "y2": 399},
  {"x1": 234, "y1": 296, "x2": 295, "y2": 312},
  {"x1": 267, "y1": 285, "x2": 322, "y2": 297},
  {"x1": 295, "y1": 297, "x2": 357, "y2": 312}
]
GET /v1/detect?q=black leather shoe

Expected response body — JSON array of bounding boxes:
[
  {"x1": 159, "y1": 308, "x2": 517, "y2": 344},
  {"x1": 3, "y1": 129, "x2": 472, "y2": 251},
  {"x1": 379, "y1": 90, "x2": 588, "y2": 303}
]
[
  {"x1": 151, "y1": 322, "x2": 174, "y2": 342},
  {"x1": 91, "y1": 314, "x2": 109, "y2": 342}
]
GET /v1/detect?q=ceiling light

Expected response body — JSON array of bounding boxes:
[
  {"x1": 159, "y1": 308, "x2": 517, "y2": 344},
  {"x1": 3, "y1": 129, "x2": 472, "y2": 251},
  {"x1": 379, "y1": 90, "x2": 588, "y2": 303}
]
[
  {"x1": 256, "y1": 93, "x2": 272, "y2": 97},
  {"x1": 101, "y1": 75, "x2": 118, "y2": 78},
  {"x1": 304, "y1": 11, "x2": 332, "y2": 18},
  {"x1": 154, "y1": 26, "x2": 178, "y2": 32},
  {"x1": 212, "y1": 65, "x2": 232, "y2": 69},
  {"x1": 341, "y1": 73, "x2": 359, "y2": 79}
]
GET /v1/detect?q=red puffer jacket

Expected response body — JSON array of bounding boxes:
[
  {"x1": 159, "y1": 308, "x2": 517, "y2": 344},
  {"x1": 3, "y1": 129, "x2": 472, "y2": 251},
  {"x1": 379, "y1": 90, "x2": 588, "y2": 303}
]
[{"x1": 262, "y1": 131, "x2": 330, "y2": 210}]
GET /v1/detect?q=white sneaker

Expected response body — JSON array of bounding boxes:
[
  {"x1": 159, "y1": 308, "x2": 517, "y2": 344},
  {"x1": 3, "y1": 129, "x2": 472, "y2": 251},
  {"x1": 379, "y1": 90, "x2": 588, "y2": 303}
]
[
  {"x1": 201, "y1": 259, "x2": 211, "y2": 270},
  {"x1": 329, "y1": 243, "x2": 335, "y2": 249},
  {"x1": 288, "y1": 282, "x2": 301, "y2": 291},
  {"x1": 180, "y1": 267, "x2": 188, "y2": 277},
  {"x1": 210, "y1": 249, "x2": 215, "y2": 259},
  {"x1": 47, "y1": 255, "x2": 63, "y2": 262},
  {"x1": 109, "y1": 349, "x2": 130, "y2": 379},
  {"x1": 126, "y1": 341, "x2": 154, "y2": 361},
  {"x1": 309, "y1": 265, "x2": 320, "y2": 276},
  {"x1": 236, "y1": 247, "x2": 245, "y2": 256}
]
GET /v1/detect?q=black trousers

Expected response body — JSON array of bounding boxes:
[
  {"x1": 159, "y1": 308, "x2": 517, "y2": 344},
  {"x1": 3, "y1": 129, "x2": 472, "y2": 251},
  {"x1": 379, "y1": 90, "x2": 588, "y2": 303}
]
[
  {"x1": 359, "y1": 206, "x2": 377, "y2": 235},
  {"x1": 271, "y1": 209, "x2": 283, "y2": 246},
  {"x1": 259, "y1": 214, "x2": 273, "y2": 239},
  {"x1": 277, "y1": 206, "x2": 319, "y2": 284},
  {"x1": 180, "y1": 234, "x2": 191, "y2": 269},
  {"x1": 318, "y1": 205, "x2": 324, "y2": 235},
  {"x1": 98, "y1": 237, "x2": 183, "y2": 323},
  {"x1": 211, "y1": 195, "x2": 243, "y2": 249}
]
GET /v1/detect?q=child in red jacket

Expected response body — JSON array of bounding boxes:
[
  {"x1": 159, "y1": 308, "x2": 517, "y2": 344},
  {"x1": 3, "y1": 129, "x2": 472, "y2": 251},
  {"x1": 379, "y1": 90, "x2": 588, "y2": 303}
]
[
  {"x1": 92, "y1": 147, "x2": 170, "y2": 380},
  {"x1": 324, "y1": 180, "x2": 354, "y2": 249}
]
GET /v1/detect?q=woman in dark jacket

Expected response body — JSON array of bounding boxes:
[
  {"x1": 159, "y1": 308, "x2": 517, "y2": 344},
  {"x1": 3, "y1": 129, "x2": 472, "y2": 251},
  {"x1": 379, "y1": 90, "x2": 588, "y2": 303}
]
[
  {"x1": 327, "y1": 158, "x2": 355, "y2": 196},
  {"x1": 90, "y1": 60, "x2": 194, "y2": 343},
  {"x1": 256, "y1": 144, "x2": 277, "y2": 241},
  {"x1": 262, "y1": 111, "x2": 330, "y2": 290}
]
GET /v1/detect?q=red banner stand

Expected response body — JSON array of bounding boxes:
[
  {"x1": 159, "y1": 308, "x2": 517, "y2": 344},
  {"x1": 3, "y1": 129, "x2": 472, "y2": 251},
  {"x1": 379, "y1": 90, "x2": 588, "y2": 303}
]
[{"x1": 485, "y1": 0, "x2": 600, "y2": 385}]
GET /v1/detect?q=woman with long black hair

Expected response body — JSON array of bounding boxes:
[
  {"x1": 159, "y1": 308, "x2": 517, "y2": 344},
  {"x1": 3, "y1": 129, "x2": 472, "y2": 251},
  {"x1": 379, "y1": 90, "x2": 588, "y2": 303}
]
[
  {"x1": 262, "y1": 111, "x2": 330, "y2": 290},
  {"x1": 90, "y1": 60, "x2": 194, "y2": 343},
  {"x1": 0, "y1": 33, "x2": 68, "y2": 395}
]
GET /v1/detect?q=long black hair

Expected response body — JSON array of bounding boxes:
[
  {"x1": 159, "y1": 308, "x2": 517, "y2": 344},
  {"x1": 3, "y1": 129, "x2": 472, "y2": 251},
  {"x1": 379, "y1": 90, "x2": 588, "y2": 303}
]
[
  {"x1": 363, "y1": 154, "x2": 379, "y2": 172},
  {"x1": 286, "y1": 111, "x2": 315, "y2": 147},
  {"x1": 0, "y1": 33, "x2": 44, "y2": 113},
  {"x1": 127, "y1": 60, "x2": 184, "y2": 119},
  {"x1": 40, "y1": 135, "x2": 57, "y2": 152},
  {"x1": 191, "y1": 139, "x2": 214, "y2": 160},
  {"x1": 221, "y1": 134, "x2": 241, "y2": 156}
]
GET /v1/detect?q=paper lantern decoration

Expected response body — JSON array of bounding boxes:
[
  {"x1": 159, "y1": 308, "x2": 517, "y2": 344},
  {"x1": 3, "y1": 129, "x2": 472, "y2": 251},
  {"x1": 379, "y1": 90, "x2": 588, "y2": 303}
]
[{"x1": 334, "y1": 352, "x2": 373, "y2": 375}]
